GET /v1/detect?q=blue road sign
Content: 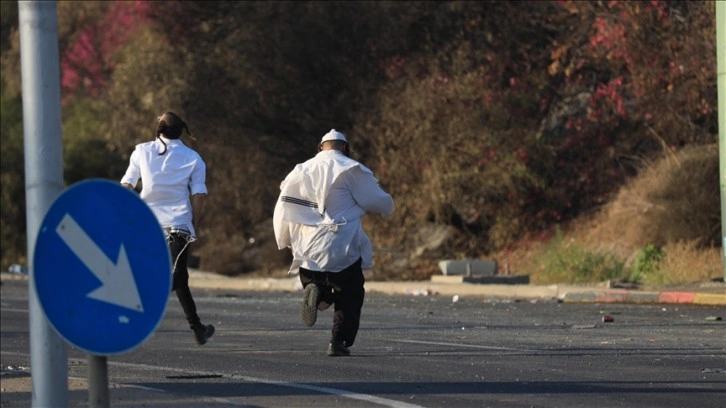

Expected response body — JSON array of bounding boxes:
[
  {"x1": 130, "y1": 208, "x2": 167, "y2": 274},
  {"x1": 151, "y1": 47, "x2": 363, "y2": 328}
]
[{"x1": 34, "y1": 179, "x2": 172, "y2": 355}]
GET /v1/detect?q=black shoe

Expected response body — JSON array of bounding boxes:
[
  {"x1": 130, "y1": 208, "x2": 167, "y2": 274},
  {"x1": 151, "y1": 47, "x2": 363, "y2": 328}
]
[
  {"x1": 193, "y1": 324, "x2": 215, "y2": 346},
  {"x1": 300, "y1": 284, "x2": 320, "y2": 327},
  {"x1": 327, "y1": 340, "x2": 351, "y2": 357}
]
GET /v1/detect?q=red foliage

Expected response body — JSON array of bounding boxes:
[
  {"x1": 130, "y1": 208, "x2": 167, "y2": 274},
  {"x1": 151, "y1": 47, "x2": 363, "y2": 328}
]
[
  {"x1": 590, "y1": 76, "x2": 627, "y2": 119},
  {"x1": 515, "y1": 148, "x2": 529, "y2": 164},
  {"x1": 61, "y1": 0, "x2": 151, "y2": 99}
]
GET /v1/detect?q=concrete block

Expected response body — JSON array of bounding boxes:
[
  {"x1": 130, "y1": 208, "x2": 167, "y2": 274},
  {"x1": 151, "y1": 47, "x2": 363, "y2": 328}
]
[
  {"x1": 430, "y1": 274, "x2": 530, "y2": 285},
  {"x1": 438, "y1": 259, "x2": 498, "y2": 277},
  {"x1": 462, "y1": 275, "x2": 529, "y2": 285}
]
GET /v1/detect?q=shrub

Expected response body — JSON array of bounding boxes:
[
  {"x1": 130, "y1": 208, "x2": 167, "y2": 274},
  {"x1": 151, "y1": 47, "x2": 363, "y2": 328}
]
[
  {"x1": 575, "y1": 144, "x2": 720, "y2": 263},
  {"x1": 628, "y1": 244, "x2": 664, "y2": 283},
  {"x1": 532, "y1": 229, "x2": 626, "y2": 284},
  {"x1": 0, "y1": 74, "x2": 26, "y2": 271},
  {"x1": 642, "y1": 241, "x2": 722, "y2": 286}
]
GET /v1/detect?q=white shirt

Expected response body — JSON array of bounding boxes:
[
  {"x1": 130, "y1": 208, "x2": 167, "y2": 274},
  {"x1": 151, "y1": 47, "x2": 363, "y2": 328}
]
[
  {"x1": 273, "y1": 150, "x2": 394, "y2": 274},
  {"x1": 120, "y1": 136, "x2": 207, "y2": 237}
]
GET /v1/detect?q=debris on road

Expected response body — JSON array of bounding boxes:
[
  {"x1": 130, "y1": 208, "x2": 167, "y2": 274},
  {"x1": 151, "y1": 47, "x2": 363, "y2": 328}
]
[
  {"x1": 7, "y1": 264, "x2": 27, "y2": 275},
  {"x1": 403, "y1": 288, "x2": 433, "y2": 296}
]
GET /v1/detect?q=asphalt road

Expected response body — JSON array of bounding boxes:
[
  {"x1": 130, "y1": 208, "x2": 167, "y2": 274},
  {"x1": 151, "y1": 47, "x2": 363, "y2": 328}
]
[{"x1": 2, "y1": 278, "x2": 725, "y2": 407}]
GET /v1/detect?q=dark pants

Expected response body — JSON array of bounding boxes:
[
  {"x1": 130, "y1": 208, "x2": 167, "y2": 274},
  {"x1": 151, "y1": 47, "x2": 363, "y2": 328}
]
[
  {"x1": 168, "y1": 232, "x2": 202, "y2": 329},
  {"x1": 299, "y1": 259, "x2": 365, "y2": 347}
]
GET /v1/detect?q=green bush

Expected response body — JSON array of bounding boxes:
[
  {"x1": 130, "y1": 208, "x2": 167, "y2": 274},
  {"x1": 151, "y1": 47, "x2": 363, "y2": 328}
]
[
  {"x1": 0, "y1": 73, "x2": 26, "y2": 271},
  {"x1": 534, "y1": 229, "x2": 626, "y2": 284},
  {"x1": 62, "y1": 98, "x2": 127, "y2": 185},
  {"x1": 628, "y1": 244, "x2": 664, "y2": 283}
]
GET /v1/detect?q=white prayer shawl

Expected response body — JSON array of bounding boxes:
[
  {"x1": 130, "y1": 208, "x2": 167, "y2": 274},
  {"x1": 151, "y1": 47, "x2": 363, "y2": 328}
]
[{"x1": 273, "y1": 150, "x2": 376, "y2": 274}]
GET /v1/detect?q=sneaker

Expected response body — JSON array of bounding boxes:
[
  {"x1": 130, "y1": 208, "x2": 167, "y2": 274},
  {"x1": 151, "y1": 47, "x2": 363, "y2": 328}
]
[
  {"x1": 327, "y1": 340, "x2": 351, "y2": 357},
  {"x1": 193, "y1": 324, "x2": 215, "y2": 346},
  {"x1": 300, "y1": 283, "x2": 320, "y2": 327}
]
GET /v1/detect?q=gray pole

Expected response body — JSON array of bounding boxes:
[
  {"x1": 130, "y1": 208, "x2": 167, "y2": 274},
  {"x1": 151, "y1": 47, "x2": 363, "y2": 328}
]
[
  {"x1": 88, "y1": 355, "x2": 110, "y2": 407},
  {"x1": 718, "y1": 1, "x2": 726, "y2": 280},
  {"x1": 18, "y1": 1, "x2": 69, "y2": 406}
]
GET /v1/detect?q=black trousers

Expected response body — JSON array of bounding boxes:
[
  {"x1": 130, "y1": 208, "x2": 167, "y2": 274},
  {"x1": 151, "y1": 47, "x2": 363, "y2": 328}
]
[
  {"x1": 299, "y1": 259, "x2": 365, "y2": 347},
  {"x1": 168, "y1": 232, "x2": 201, "y2": 328}
]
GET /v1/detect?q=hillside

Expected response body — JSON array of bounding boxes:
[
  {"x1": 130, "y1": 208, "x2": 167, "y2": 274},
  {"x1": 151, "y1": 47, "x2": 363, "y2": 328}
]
[
  {"x1": 0, "y1": 1, "x2": 720, "y2": 285},
  {"x1": 494, "y1": 144, "x2": 722, "y2": 286}
]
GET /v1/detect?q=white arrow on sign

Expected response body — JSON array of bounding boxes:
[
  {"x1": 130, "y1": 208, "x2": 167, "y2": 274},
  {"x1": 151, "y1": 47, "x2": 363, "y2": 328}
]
[{"x1": 55, "y1": 213, "x2": 144, "y2": 312}]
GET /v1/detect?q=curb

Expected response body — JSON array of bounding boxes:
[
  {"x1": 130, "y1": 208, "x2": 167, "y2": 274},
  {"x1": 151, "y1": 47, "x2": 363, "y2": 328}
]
[
  {"x1": 561, "y1": 289, "x2": 726, "y2": 305},
  {"x1": 2, "y1": 272, "x2": 724, "y2": 306},
  {"x1": 183, "y1": 272, "x2": 726, "y2": 306}
]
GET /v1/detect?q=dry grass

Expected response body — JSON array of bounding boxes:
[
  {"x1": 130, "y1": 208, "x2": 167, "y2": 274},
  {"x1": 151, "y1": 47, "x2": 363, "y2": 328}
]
[
  {"x1": 502, "y1": 144, "x2": 723, "y2": 285},
  {"x1": 578, "y1": 144, "x2": 719, "y2": 257},
  {"x1": 643, "y1": 241, "x2": 722, "y2": 286}
]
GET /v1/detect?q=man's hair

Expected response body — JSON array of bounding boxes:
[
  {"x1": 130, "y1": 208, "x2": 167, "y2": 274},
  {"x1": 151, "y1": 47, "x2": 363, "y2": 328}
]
[
  {"x1": 320, "y1": 140, "x2": 350, "y2": 156},
  {"x1": 156, "y1": 112, "x2": 192, "y2": 155}
]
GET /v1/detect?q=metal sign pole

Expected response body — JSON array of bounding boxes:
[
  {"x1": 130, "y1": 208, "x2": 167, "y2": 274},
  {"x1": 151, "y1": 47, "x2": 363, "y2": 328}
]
[
  {"x1": 17, "y1": 1, "x2": 69, "y2": 406},
  {"x1": 717, "y1": 0, "x2": 726, "y2": 281},
  {"x1": 88, "y1": 355, "x2": 110, "y2": 408}
]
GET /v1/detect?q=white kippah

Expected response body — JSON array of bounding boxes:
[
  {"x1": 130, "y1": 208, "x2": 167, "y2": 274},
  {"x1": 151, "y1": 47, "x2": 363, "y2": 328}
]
[{"x1": 320, "y1": 129, "x2": 348, "y2": 144}]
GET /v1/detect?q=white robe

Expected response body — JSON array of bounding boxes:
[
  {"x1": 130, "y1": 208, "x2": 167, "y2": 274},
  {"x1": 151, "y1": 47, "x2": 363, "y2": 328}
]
[{"x1": 273, "y1": 150, "x2": 393, "y2": 274}]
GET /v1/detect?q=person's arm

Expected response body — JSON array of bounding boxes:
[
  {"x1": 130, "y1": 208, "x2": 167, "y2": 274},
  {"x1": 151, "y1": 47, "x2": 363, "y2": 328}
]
[
  {"x1": 191, "y1": 193, "x2": 206, "y2": 232},
  {"x1": 346, "y1": 167, "x2": 394, "y2": 217},
  {"x1": 120, "y1": 148, "x2": 141, "y2": 190},
  {"x1": 188, "y1": 155, "x2": 208, "y2": 233}
]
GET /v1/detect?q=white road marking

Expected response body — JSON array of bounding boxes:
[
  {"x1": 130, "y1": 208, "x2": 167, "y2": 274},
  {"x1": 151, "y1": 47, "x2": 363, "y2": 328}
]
[
  {"x1": 0, "y1": 352, "x2": 424, "y2": 408},
  {"x1": 0, "y1": 307, "x2": 28, "y2": 313},
  {"x1": 229, "y1": 374, "x2": 424, "y2": 408},
  {"x1": 116, "y1": 382, "x2": 251, "y2": 407},
  {"x1": 111, "y1": 361, "x2": 424, "y2": 408}
]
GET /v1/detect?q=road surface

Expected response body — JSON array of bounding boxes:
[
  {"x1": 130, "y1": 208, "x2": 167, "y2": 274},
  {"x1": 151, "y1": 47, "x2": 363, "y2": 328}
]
[{"x1": 1, "y1": 278, "x2": 725, "y2": 407}]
